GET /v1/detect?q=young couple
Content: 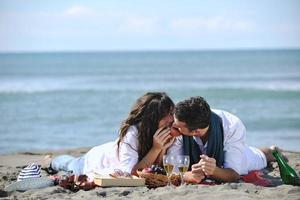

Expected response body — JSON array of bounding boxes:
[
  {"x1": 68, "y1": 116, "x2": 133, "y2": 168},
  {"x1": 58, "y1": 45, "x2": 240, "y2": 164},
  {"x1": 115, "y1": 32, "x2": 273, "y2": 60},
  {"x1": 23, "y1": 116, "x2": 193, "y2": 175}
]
[{"x1": 50, "y1": 92, "x2": 279, "y2": 183}]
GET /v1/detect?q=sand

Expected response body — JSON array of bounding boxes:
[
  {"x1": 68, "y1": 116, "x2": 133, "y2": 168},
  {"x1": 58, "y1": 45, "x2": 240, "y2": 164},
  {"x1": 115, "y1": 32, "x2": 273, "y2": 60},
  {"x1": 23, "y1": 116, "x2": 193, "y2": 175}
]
[{"x1": 0, "y1": 148, "x2": 299, "y2": 199}]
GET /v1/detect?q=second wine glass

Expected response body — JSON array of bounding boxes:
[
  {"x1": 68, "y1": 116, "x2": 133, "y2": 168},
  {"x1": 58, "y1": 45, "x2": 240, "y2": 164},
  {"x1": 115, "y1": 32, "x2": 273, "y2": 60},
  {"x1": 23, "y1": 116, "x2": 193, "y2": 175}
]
[{"x1": 176, "y1": 155, "x2": 190, "y2": 185}]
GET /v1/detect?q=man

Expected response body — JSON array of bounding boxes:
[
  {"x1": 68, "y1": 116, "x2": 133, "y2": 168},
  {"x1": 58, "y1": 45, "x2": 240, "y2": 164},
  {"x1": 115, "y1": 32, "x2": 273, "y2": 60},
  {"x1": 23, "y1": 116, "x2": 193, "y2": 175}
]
[{"x1": 168, "y1": 96, "x2": 278, "y2": 183}]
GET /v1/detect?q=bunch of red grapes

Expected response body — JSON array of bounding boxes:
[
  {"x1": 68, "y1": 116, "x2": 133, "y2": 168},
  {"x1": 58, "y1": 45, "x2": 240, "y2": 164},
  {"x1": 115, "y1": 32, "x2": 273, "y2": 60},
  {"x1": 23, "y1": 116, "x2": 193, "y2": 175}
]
[{"x1": 142, "y1": 165, "x2": 167, "y2": 175}]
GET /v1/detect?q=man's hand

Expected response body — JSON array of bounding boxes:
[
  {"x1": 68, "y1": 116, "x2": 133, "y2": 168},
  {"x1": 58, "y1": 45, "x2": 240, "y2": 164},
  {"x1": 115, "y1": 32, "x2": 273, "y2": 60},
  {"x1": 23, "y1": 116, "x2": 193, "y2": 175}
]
[
  {"x1": 191, "y1": 155, "x2": 240, "y2": 183},
  {"x1": 193, "y1": 155, "x2": 216, "y2": 176},
  {"x1": 199, "y1": 155, "x2": 216, "y2": 176},
  {"x1": 183, "y1": 171, "x2": 205, "y2": 183}
]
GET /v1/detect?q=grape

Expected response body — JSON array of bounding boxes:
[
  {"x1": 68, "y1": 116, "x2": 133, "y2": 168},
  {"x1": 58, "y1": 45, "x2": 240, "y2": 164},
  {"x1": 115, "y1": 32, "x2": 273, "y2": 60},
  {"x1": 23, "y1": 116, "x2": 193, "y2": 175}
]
[
  {"x1": 157, "y1": 167, "x2": 167, "y2": 175},
  {"x1": 150, "y1": 165, "x2": 156, "y2": 172},
  {"x1": 149, "y1": 165, "x2": 167, "y2": 175}
]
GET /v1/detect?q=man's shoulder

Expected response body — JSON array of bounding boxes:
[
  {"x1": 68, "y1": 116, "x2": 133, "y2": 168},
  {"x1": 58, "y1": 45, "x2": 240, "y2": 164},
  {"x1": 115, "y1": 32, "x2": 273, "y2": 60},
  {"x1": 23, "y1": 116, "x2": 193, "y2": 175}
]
[
  {"x1": 211, "y1": 109, "x2": 244, "y2": 129},
  {"x1": 212, "y1": 109, "x2": 234, "y2": 118}
]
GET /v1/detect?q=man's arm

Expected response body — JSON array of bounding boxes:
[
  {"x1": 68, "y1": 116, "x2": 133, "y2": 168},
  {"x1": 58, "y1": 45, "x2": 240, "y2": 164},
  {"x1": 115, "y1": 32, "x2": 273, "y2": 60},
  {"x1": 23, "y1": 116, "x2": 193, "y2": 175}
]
[
  {"x1": 210, "y1": 167, "x2": 240, "y2": 182},
  {"x1": 192, "y1": 155, "x2": 240, "y2": 182}
]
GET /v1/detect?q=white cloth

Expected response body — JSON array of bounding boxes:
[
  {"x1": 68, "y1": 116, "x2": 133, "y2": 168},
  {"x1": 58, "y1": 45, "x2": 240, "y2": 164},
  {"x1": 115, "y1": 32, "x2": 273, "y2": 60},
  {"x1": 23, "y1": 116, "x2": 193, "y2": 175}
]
[
  {"x1": 168, "y1": 109, "x2": 267, "y2": 175},
  {"x1": 83, "y1": 126, "x2": 139, "y2": 179}
]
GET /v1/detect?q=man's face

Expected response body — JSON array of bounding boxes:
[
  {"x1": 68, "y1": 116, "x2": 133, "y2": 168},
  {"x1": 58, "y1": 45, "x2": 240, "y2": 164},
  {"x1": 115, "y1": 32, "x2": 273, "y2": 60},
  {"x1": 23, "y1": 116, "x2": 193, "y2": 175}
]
[
  {"x1": 172, "y1": 116, "x2": 194, "y2": 136},
  {"x1": 172, "y1": 115, "x2": 209, "y2": 138}
]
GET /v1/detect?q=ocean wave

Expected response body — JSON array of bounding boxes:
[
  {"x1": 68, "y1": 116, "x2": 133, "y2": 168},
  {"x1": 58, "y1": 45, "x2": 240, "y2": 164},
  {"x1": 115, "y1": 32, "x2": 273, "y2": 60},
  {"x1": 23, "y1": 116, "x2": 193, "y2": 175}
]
[{"x1": 0, "y1": 78, "x2": 300, "y2": 94}]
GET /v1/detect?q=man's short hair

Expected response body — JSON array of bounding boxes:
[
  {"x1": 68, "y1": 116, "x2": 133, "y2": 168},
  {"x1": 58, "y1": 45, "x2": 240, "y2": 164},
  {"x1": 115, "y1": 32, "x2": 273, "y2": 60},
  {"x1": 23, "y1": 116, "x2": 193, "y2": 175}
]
[{"x1": 175, "y1": 96, "x2": 211, "y2": 131}]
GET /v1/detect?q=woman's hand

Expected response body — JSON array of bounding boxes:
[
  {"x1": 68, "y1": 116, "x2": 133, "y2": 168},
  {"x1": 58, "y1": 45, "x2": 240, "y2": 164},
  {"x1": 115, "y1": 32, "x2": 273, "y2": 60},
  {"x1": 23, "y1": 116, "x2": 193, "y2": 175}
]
[
  {"x1": 163, "y1": 137, "x2": 175, "y2": 151},
  {"x1": 152, "y1": 126, "x2": 173, "y2": 151}
]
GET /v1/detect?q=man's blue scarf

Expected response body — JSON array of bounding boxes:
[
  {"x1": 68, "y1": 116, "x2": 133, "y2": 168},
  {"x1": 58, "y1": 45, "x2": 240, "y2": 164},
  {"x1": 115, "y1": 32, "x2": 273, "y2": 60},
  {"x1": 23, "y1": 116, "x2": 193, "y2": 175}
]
[{"x1": 182, "y1": 112, "x2": 225, "y2": 169}]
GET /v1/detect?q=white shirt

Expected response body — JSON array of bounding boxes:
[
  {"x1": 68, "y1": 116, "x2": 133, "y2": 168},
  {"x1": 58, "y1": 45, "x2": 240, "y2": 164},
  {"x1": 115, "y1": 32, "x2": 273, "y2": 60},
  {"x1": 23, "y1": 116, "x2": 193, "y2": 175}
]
[
  {"x1": 83, "y1": 126, "x2": 139, "y2": 179},
  {"x1": 168, "y1": 109, "x2": 267, "y2": 175}
]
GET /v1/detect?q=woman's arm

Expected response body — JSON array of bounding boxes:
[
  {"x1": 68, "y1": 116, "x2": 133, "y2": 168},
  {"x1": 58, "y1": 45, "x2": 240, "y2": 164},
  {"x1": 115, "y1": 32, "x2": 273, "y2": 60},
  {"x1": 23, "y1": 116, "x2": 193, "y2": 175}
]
[
  {"x1": 131, "y1": 126, "x2": 173, "y2": 175},
  {"x1": 131, "y1": 147, "x2": 162, "y2": 175},
  {"x1": 155, "y1": 137, "x2": 176, "y2": 167},
  {"x1": 155, "y1": 149, "x2": 166, "y2": 167}
]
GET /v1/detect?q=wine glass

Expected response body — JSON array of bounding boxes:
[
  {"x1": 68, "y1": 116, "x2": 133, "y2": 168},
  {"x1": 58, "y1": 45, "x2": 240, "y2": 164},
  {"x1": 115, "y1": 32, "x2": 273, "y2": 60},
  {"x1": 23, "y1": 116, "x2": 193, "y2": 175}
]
[
  {"x1": 163, "y1": 155, "x2": 175, "y2": 187},
  {"x1": 176, "y1": 155, "x2": 190, "y2": 185}
]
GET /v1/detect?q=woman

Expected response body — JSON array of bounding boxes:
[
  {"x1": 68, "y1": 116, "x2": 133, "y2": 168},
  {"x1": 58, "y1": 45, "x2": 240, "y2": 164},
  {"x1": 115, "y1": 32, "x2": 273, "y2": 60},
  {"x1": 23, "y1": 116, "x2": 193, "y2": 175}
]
[{"x1": 49, "y1": 92, "x2": 175, "y2": 179}]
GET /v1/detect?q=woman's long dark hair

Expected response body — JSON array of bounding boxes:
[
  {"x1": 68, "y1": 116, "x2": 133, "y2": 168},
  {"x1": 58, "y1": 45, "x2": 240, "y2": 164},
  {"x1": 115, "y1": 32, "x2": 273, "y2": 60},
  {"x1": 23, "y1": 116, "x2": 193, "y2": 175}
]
[{"x1": 117, "y1": 92, "x2": 174, "y2": 161}]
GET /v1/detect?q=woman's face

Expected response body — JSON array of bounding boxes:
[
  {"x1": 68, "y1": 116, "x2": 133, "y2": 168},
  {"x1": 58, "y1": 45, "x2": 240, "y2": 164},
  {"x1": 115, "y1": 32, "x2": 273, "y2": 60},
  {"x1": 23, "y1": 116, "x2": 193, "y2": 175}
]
[{"x1": 158, "y1": 110, "x2": 174, "y2": 128}]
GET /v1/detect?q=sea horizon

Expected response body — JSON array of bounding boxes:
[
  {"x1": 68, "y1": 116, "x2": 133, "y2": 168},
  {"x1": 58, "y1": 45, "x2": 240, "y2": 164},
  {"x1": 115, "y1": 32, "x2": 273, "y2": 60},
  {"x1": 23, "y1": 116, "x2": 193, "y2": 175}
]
[{"x1": 1, "y1": 47, "x2": 300, "y2": 54}]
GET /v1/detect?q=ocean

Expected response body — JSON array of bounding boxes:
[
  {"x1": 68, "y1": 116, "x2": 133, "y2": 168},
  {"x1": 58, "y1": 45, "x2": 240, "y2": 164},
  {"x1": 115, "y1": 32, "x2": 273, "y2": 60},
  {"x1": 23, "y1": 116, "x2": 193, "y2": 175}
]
[{"x1": 0, "y1": 50, "x2": 300, "y2": 154}]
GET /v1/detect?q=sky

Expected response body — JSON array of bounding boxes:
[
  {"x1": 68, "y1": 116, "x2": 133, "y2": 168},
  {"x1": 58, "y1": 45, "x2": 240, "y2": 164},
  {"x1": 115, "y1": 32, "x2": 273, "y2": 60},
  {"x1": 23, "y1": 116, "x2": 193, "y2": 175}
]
[{"x1": 0, "y1": 0, "x2": 300, "y2": 52}]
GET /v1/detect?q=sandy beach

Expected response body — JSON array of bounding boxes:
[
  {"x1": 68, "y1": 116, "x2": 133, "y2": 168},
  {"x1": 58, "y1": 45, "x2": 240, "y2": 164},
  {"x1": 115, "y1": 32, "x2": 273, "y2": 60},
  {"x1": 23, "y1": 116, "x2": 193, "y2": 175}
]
[{"x1": 0, "y1": 148, "x2": 299, "y2": 200}]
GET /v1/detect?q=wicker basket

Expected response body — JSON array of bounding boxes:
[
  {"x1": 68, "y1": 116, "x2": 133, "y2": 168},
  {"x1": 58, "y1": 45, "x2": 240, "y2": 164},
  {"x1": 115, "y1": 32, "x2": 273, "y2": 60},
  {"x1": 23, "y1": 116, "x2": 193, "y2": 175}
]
[{"x1": 136, "y1": 171, "x2": 181, "y2": 188}]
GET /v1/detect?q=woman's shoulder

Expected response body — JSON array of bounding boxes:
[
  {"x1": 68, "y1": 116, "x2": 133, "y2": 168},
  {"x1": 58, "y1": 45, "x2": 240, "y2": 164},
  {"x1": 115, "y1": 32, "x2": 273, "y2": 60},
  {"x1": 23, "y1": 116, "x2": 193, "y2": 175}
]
[
  {"x1": 119, "y1": 125, "x2": 138, "y2": 144},
  {"x1": 118, "y1": 125, "x2": 139, "y2": 151},
  {"x1": 126, "y1": 125, "x2": 138, "y2": 136}
]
